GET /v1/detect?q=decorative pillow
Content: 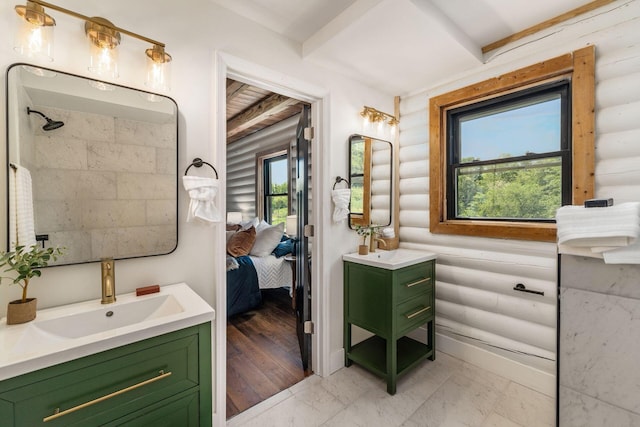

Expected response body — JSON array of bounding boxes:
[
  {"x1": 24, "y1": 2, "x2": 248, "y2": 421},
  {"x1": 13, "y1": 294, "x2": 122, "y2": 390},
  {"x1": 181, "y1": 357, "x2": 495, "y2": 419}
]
[
  {"x1": 226, "y1": 230, "x2": 237, "y2": 243},
  {"x1": 240, "y1": 217, "x2": 259, "y2": 230},
  {"x1": 226, "y1": 224, "x2": 241, "y2": 232},
  {"x1": 256, "y1": 219, "x2": 272, "y2": 232},
  {"x1": 272, "y1": 238, "x2": 293, "y2": 258},
  {"x1": 250, "y1": 222, "x2": 284, "y2": 257},
  {"x1": 227, "y1": 226, "x2": 256, "y2": 257}
]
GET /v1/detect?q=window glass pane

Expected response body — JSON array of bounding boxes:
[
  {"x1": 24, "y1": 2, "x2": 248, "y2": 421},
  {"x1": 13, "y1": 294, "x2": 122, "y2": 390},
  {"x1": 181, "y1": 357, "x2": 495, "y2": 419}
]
[
  {"x1": 455, "y1": 157, "x2": 562, "y2": 220},
  {"x1": 350, "y1": 176, "x2": 364, "y2": 214},
  {"x1": 267, "y1": 195, "x2": 288, "y2": 226},
  {"x1": 459, "y1": 95, "x2": 561, "y2": 162},
  {"x1": 351, "y1": 140, "x2": 364, "y2": 175},
  {"x1": 267, "y1": 157, "x2": 287, "y2": 195}
]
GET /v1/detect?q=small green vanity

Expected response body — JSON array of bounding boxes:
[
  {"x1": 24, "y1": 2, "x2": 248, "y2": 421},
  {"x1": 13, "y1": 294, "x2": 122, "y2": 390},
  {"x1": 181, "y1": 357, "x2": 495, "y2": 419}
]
[
  {"x1": 0, "y1": 283, "x2": 214, "y2": 426},
  {"x1": 343, "y1": 249, "x2": 436, "y2": 394}
]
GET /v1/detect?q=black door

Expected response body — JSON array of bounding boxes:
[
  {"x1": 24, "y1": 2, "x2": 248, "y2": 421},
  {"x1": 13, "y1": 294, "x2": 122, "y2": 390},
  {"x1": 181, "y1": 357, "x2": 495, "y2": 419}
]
[{"x1": 295, "y1": 104, "x2": 311, "y2": 371}]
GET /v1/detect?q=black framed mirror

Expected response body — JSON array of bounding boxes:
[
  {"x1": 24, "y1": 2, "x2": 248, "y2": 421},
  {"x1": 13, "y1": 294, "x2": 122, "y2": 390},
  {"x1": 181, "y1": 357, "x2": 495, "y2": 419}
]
[
  {"x1": 6, "y1": 63, "x2": 178, "y2": 266},
  {"x1": 348, "y1": 134, "x2": 392, "y2": 229}
]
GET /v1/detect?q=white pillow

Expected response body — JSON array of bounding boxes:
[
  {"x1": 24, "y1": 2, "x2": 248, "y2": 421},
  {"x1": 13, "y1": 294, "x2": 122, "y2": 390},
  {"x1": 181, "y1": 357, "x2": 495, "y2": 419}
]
[
  {"x1": 256, "y1": 219, "x2": 271, "y2": 232},
  {"x1": 250, "y1": 222, "x2": 284, "y2": 257},
  {"x1": 240, "y1": 217, "x2": 259, "y2": 230}
]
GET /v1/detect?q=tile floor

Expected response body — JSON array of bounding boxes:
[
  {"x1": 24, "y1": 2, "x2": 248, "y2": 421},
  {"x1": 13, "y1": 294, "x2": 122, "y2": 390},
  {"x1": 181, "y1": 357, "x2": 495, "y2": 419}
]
[{"x1": 227, "y1": 351, "x2": 555, "y2": 427}]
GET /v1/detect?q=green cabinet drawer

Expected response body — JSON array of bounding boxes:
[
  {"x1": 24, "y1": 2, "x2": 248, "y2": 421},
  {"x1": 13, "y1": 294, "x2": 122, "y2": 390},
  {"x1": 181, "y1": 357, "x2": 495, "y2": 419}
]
[
  {"x1": 395, "y1": 263, "x2": 433, "y2": 303},
  {"x1": 104, "y1": 390, "x2": 200, "y2": 427},
  {"x1": 396, "y1": 293, "x2": 432, "y2": 336},
  {"x1": 0, "y1": 323, "x2": 211, "y2": 427}
]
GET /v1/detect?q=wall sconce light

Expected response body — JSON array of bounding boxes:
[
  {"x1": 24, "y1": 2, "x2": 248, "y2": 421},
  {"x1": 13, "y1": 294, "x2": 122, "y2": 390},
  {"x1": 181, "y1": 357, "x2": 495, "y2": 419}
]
[
  {"x1": 14, "y1": 1, "x2": 55, "y2": 61},
  {"x1": 360, "y1": 106, "x2": 399, "y2": 139},
  {"x1": 14, "y1": 0, "x2": 172, "y2": 91},
  {"x1": 85, "y1": 17, "x2": 120, "y2": 79}
]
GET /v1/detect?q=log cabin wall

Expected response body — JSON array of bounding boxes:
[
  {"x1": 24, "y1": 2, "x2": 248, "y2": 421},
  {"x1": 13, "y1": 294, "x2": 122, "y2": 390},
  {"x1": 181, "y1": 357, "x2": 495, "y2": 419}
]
[
  {"x1": 397, "y1": 0, "x2": 640, "y2": 396},
  {"x1": 226, "y1": 114, "x2": 299, "y2": 221}
]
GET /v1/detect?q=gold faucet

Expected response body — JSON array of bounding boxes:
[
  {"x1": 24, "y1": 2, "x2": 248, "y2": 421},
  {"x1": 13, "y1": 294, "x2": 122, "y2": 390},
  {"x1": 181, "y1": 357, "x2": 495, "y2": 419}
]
[
  {"x1": 369, "y1": 235, "x2": 387, "y2": 253},
  {"x1": 101, "y1": 258, "x2": 116, "y2": 304}
]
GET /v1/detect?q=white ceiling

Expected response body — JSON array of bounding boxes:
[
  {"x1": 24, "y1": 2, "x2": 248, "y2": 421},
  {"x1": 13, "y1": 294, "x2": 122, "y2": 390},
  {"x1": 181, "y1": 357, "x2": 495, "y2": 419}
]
[{"x1": 209, "y1": 0, "x2": 602, "y2": 94}]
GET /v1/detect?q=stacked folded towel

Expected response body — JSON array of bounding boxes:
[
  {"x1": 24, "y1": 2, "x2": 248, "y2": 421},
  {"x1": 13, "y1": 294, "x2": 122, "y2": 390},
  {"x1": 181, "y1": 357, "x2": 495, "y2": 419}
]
[
  {"x1": 556, "y1": 202, "x2": 640, "y2": 264},
  {"x1": 556, "y1": 202, "x2": 640, "y2": 247}
]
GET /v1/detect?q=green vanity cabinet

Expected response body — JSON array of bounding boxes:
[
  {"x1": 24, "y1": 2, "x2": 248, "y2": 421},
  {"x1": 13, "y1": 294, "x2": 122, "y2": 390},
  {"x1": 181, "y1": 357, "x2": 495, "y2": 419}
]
[
  {"x1": 0, "y1": 323, "x2": 211, "y2": 427},
  {"x1": 344, "y1": 259, "x2": 435, "y2": 394}
]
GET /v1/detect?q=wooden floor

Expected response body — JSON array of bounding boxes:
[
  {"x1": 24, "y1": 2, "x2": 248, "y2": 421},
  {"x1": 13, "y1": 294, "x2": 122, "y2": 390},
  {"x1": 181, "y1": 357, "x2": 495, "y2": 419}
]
[{"x1": 226, "y1": 288, "x2": 308, "y2": 419}]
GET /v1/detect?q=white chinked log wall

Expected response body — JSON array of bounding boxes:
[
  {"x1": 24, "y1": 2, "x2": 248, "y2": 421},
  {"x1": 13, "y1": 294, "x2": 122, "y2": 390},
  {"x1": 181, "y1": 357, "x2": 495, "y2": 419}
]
[
  {"x1": 227, "y1": 114, "x2": 299, "y2": 220},
  {"x1": 398, "y1": 0, "x2": 640, "y2": 396}
]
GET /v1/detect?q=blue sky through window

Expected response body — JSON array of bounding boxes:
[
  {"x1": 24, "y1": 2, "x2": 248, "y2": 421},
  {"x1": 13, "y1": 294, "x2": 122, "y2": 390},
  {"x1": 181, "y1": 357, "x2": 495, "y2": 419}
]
[{"x1": 460, "y1": 97, "x2": 561, "y2": 161}]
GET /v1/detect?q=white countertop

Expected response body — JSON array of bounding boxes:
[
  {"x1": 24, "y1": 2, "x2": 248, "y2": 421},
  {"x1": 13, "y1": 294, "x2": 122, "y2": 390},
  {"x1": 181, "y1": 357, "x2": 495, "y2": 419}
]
[
  {"x1": 343, "y1": 248, "x2": 437, "y2": 270},
  {"x1": 0, "y1": 283, "x2": 214, "y2": 381}
]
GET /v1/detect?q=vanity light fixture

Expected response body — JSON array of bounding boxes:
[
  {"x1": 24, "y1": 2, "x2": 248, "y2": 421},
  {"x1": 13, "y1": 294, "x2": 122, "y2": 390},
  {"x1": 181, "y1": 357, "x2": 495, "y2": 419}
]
[
  {"x1": 14, "y1": 0, "x2": 172, "y2": 90},
  {"x1": 360, "y1": 106, "x2": 399, "y2": 139},
  {"x1": 13, "y1": 0, "x2": 55, "y2": 61}
]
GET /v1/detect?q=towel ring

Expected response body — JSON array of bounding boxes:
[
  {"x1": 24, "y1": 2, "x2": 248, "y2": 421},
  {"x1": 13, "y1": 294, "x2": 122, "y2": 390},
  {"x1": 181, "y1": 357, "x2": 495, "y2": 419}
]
[
  {"x1": 333, "y1": 176, "x2": 350, "y2": 190},
  {"x1": 184, "y1": 158, "x2": 218, "y2": 179}
]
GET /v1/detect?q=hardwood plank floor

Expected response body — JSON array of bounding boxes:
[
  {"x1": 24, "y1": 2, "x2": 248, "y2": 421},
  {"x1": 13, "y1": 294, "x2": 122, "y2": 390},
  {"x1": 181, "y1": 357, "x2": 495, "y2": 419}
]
[{"x1": 227, "y1": 288, "x2": 308, "y2": 419}]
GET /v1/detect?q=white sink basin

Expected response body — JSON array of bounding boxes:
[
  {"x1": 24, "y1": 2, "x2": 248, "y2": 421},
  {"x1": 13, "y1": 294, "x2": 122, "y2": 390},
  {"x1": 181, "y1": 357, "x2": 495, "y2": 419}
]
[
  {"x1": 0, "y1": 283, "x2": 214, "y2": 381},
  {"x1": 343, "y1": 248, "x2": 436, "y2": 270},
  {"x1": 34, "y1": 294, "x2": 184, "y2": 339}
]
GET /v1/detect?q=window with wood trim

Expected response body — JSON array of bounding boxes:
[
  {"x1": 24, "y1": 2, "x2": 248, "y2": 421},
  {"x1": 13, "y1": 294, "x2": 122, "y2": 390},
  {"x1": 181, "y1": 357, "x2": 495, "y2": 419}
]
[
  {"x1": 257, "y1": 149, "x2": 289, "y2": 225},
  {"x1": 429, "y1": 46, "x2": 595, "y2": 242}
]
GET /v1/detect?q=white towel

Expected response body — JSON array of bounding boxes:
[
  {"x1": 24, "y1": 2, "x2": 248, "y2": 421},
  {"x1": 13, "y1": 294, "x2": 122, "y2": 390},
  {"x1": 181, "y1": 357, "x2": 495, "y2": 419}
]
[
  {"x1": 9, "y1": 165, "x2": 36, "y2": 249},
  {"x1": 556, "y1": 202, "x2": 640, "y2": 247},
  {"x1": 332, "y1": 188, "x2": 351, "y2": 222},
  {"x1": 182, "y1": 176, "x2": 221, "y2": 224},
  {"x1": 602, "y1": 240, "x2": 640, "y2": 264}
]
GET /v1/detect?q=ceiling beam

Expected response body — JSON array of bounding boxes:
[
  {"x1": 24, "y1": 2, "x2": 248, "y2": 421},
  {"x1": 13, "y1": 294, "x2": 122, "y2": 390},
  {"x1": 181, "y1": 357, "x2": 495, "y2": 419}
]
[
  {"x1": 227, "y1": 94, "x2": 299, "y2": 140},
  {"x1": 409, "y1": 0, "x2": 483, "y2": 63},
  {"x1": 226, "y1": 80, "x2": 248, "y2": 104},
  {"x1": 303, "y1": 0, "x2": 383, "y2": 58}
]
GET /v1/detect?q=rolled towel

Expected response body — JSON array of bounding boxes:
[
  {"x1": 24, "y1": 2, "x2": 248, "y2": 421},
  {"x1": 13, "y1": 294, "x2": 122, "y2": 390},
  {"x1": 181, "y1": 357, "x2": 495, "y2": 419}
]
[
  {"x1": 332, "y1": 188, "x2": 351, "y2": 222},
  {"x1": 182, "y1": 176, "x2": 221, "y2": 223},
  {"x1": 556, "y1": 202, "x2": 640, "y2": 247}
]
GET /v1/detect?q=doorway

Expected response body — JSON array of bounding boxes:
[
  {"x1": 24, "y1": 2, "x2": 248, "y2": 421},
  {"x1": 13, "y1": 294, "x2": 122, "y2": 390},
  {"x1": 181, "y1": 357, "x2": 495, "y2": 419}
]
[{"x1": 223, "y1": 78, "x2": 313, "y2": 419}]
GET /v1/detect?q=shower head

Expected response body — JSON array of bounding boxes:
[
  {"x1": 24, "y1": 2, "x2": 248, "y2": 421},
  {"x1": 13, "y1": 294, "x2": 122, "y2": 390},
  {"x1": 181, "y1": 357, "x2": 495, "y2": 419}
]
[{"x1": 27, "y1": 107, "x2": 65, "y2": 131}]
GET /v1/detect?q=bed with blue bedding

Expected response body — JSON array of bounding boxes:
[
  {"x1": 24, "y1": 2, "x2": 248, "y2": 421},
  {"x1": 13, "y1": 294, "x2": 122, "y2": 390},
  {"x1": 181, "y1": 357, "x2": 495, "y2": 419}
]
[{"x1": 226, "y1": 255, "x2": 262, "y2": 317}]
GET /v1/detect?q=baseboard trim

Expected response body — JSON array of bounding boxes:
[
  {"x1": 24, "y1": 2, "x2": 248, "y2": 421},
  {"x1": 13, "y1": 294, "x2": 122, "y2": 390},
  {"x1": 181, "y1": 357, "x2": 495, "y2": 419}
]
[
  {"x1": 329, "y1": 348, "x2": 345, "y2": 375},
  {"x1": 435, "y1": 332, "x2": 556, "y2": 397}
]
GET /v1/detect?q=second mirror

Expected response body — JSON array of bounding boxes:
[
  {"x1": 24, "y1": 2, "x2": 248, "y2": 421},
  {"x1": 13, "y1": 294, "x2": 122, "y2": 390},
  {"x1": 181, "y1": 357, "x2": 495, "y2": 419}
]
[{"x1": 348, "y1": 134, "x2": 392, "y2": 229}]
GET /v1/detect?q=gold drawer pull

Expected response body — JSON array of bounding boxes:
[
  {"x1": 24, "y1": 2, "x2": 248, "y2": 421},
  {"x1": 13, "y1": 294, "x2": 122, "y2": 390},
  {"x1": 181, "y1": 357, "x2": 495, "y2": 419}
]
[
  {"x1": 406, "y1": 277, "x2": 430, "y2": 288},
  {"x1": 406, "y1": 306, "x2": 431, "y2": 319},
  {"x1": 43, "y1": 370, "x2": 172, "y2": 422}
]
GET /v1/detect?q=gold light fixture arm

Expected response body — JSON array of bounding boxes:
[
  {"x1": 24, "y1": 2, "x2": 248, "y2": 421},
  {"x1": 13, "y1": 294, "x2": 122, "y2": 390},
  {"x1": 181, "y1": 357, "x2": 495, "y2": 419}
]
[{"x1": 27, "y1": 0, "x2": 165, "y2": 48}]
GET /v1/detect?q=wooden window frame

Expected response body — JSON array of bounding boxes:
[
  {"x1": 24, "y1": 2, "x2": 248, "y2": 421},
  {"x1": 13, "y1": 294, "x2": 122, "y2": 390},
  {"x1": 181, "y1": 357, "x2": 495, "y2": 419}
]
[
  {"x1": 256, "y1": 146, "x2": 290, "y2": 222},
  {"x1": 429, "y1": 46, "x2": 595, "y2": 242}
]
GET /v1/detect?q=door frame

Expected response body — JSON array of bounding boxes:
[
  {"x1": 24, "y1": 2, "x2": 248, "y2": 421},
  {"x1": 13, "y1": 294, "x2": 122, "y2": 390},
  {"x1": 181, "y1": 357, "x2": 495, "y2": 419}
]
[{"x1": 212, "y1": 51, "x2": 329, "y2": 425}]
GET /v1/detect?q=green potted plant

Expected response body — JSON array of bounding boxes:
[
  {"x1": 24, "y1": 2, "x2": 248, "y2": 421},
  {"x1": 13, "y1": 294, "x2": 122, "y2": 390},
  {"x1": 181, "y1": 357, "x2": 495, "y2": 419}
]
[
  {"x1": 0, "y1": 245, "x2": 64, "y2": 325},
  {"x1": 356, "y1": 225, "x2": 379, "y2": 255}
]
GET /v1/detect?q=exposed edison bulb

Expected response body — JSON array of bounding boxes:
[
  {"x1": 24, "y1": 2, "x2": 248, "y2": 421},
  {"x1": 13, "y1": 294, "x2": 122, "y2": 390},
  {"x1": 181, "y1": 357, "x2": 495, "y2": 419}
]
[{"x1": 88, "y1": 44, "x2": 118, "y2": 79}]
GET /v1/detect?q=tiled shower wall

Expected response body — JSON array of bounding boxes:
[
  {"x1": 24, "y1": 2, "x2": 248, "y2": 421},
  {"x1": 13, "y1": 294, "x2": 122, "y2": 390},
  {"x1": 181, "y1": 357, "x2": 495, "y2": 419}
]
[
  {"x1": 28, "y1": 107, "x2": 177, "y2": 264},
  {"x1": 559, "y1": 255, "x2": 640, "y2": 425}
]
